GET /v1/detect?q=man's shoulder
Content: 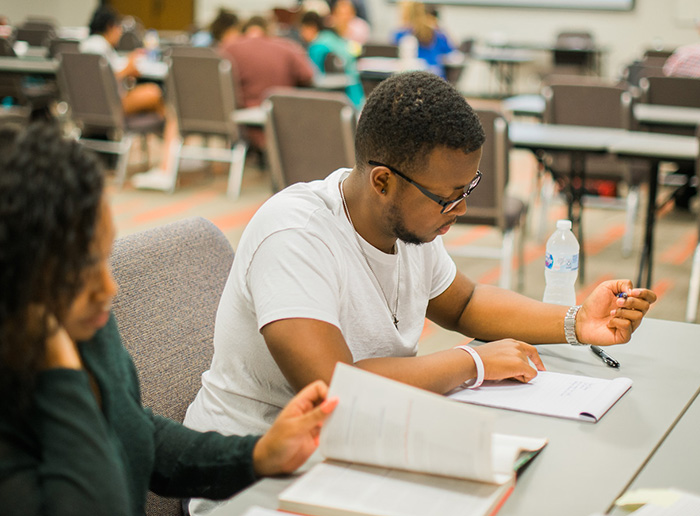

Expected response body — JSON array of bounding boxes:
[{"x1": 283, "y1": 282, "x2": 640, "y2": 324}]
[{"x1": 248, "y1": 174, "x2": 344, "y2": 238}]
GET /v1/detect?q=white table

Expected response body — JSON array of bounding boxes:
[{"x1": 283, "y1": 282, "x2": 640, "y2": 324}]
[
  {"x1": 207, "y1": 318, "x2": 700, "y2": 516},
  {"x1": 509, "y1": 122, "x2": 626, "y2": 281},
  {"x1": 510, "y1": 122, "x2": 699, "y2": 289},
  {"x1": 609, "y1": 132, "x2": 698, "y2": 288},
  {"x1": 503, "y1": 94, "x2": 545, "y2": 118},
  {"x1": 633, "y1": 104, "x2": 700, "y2": 129}
]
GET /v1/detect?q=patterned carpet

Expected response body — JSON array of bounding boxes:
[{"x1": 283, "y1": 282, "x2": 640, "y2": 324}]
[{"x1": 108, "y1": 145, "x2": 699, "y2": 355}]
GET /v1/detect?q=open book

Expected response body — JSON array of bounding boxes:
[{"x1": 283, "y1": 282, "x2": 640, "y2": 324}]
[
  {"x1": 278, "y1": 364, "x2": 547, "y2": 516},
  {"x1": 448, "y1": 370, "x2": 632, "y2": 422}
]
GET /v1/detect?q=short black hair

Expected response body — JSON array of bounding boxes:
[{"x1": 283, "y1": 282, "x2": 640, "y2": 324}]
[
  {"x1": 88, "y1": 5, "x2": 120, "y2": 36},
  {"x1": 355, "y1": 71, "x2": 485, "y2": 175},
  {"x1": 0, "y1": 122, "x2": 105, "y2": 412},
  {"x1": 210, "y1": 8, "x2": 239, "y2": 42},
  {"x1": 242, "y1": 15, "x2": 268, "y2": 35},
  {"x1": 301, "y1": 11, "x2": 325, "y2": 32}
]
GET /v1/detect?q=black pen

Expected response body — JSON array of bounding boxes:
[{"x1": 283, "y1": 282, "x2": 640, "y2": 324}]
[{"x1": 590, "y1": 345, "x2": 620, "y2": 368}]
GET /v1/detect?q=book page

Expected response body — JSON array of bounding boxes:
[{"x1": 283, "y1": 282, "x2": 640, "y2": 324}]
[
  {"x1": 448, "y1": 371, "x2": 632, "y2": 422},
  {"x1": 279, "y1": 461, "x2": 512, "y2": 516},
  {"x1": 320, "y1": 363, "x2": 500, "y2": 483}
]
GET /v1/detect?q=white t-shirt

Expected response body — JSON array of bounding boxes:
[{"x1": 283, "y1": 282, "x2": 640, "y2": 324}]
[
  {"x1": 184, "y1": 168, "x2": 456, "y2": 437},
  {"x1": 79, "y1": 34, "x2": 124, "y2": 73}
]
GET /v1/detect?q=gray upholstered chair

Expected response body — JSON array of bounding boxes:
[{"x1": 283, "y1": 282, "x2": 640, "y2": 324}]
[
  {"x1": 639, "y1": 76, "x2": 700, "y2": 136},
  {"x1": 449, "y1": 109, "x2": 527, "y2": 291},
  {"x1": 263, "y1": 88, "x2": 356, "y2": 189},
  {"x1": 110, "y1": 217, "x2": 234, "y2": 516}
]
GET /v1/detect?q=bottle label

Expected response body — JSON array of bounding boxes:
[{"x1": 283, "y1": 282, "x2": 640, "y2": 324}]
[{"x1": 545, "y1": 253, "x2": 579, "y2": 272}]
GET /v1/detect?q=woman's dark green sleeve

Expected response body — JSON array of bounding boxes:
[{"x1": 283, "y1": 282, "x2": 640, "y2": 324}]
[
  {"x1": 0, "y1": 369, "x2": 131, "y2": 516},
  {"x1": 147, "y1": 410, "x2": 261, "y2": 500}
]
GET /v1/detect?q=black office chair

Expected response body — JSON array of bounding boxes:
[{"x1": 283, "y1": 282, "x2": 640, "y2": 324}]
[{"x1": 552, "y1": 31, "x2": 597, "y2": 76}]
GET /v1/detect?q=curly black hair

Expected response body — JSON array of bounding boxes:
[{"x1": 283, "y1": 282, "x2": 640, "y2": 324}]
[
  {"x1": 0, "y1": 123, "x2": 105, "y2": 412},
  {"x1": 355, "y1": 71, "x2": 485, "y2": 176}
]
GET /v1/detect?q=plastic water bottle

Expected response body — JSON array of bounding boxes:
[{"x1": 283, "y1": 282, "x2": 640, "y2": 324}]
[
  {"x1": 398, "y1": 34, "x2": 419, "y2": 70},
  {"x1": 143, "y1": 30, "x2": 160, "y2": 62},
  {"x1": 543, "y1": 219, "x2": 579, "y2": 306}
]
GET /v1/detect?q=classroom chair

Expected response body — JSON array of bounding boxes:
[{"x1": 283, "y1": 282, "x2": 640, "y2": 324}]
[
  {"x1": 165, "y1": 53, "x2": 247, "y2": 196},
  {"x1": 111, "y1": 217, "x2": 235, "y2": 516},
  {"x1": 263, "y1": 88, "x2": 356, "y2": 189}
]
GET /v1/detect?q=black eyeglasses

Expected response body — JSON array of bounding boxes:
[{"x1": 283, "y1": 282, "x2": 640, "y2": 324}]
[{"x1": 368, "y1": 160, "x2": 482, "y2": 214}]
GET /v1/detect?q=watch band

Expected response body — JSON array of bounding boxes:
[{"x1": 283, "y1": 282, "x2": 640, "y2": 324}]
[{"x1": 565, "y1": 305, "x2": 583, "y2": 345}]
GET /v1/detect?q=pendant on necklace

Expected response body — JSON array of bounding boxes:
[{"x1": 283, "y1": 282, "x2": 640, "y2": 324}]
[{"x1": 393, "y1": 315, "x2": 399, "y2": 329}]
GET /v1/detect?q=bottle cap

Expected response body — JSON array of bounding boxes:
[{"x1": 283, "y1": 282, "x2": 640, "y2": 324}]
[{"x1": 556, "y1": 219, "x2": 572, "y2": 230}]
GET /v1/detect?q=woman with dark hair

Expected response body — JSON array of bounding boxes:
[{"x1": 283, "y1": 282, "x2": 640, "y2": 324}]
[{"x1": 0, "y1": 123, "x2": 338, "y2": 515}]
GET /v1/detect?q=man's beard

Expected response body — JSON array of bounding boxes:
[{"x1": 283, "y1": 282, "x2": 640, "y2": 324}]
[{"x1": 386, "y1": 201, "x2": 424, "y2": 246}]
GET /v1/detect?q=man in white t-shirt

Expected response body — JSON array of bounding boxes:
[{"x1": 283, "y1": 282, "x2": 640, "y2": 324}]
[{"x1": 184, "y1": 71, "x2": 656, "y2": 514}]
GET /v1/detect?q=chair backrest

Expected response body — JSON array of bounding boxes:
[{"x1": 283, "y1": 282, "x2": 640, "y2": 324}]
[
  {"x1": 361, "y1": 43, "x2": 399, "y2": 58},
  {"x1": 0, "y1": 38, "x2": 16, "y2": 57},
  {"x1": 263, "y1": 88, "x2": 356, "y2": 188},
  {"x1": 324, "y1": 52, "x2": 345, "y2": 74},
  {"x1": 555, "y1": 31, "x2": 594, "y2": 50},
  {"x1": 543, "y1": 83, "x2": 632, "y2": 129},
  {"x1": 639, "y1": 76, "x2": 700, "y2": 108},
  {"x1": 56, "y1": 52, "x2": 125, "y2": 136},
  {"x1": 116, "y1": 30, "x2": 143, "y2": 51},
  {"x1": 110, "y1": 217, "x2": 234, "y2": 516},
  {"x1": 48, "y1": 38, "x2": 80, "y2": 58},
  {"x1": 165, "y1": 45, "x2": 218, "y2": 58},
  {"x1": 457, "y1": 109, "x2": 509, "y2": 228},
  {"x1": 15, "y1": 27, "x2": 55, "y2": 47},
  {"x1": 166, "y1": 54, "x2": 239, "y2": 140},
  {"x1": 552, "y1": 31, "x2": 595, "y2": 74},
  {"x1": 623, "y1": 60, "x2": 665, "y2": 88}
]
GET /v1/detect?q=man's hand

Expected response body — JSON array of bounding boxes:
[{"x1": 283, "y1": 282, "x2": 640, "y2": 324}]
[
  {"x1": 473, "y1": 339, "x2": 546, "y2": 383},
  {"x1": 252, "y1": 380, "x2": 339, "y2": 477},
  {"x1": 577, "y1": 280, "x2": 657, "y2": 346}
]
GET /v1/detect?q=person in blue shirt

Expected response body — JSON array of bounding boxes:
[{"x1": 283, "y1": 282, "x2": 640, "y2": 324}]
[
  {"x1": 391, "y1": 1, "x2": 455, "y2": 78},
  {"x1": 300, "y1": 11, "x2": 365, "y2": 108}
]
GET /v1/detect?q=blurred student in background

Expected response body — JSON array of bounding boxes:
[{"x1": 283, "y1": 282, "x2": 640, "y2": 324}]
[
  {"x1": 191, "y1": 8, "x2": 240, "y2": 48},
  {"x1": 663, "y1": 19, "x2": 700, "y2": 78},
  {"x1": 328, "y1": 0, "x2": 370, "y2": 48},
  {"x1": 391, "y1": 1, "x2": 455, "y2": 78},
  {"x1": 79, "y1": 5, "x2": 177, "y2": 190},
  {"x1": 220, "y1": 15, "x2": 314, "y2": 150},
  {"x1": 300, "y1": 11, "x2": 364, "y2": 108}
]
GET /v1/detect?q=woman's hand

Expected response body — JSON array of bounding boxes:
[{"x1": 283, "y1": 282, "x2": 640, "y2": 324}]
[
  {"x1": 42, "y1": 325, "x2": 82, "y2": 370},
  {"x1": 252, "y1": 380, "x2": 339, "y2": 477},
  {"x1": 577, "y1": 280, "x2": 657, "y2": 346}
]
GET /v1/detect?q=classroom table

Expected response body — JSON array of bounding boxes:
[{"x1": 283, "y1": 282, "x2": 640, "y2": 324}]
[
  {"x1": 206, "y1": 317, "x2": 700, "y2": 516},
  {"x1": 609, "y1": 132, "x2": 699, "y2": 289},
  {"x1": 472, "y1": 48, "x2": 535, "y2": 97},
  {"x1": 633, "y1": 104, "x2": 700, "y2": 129},
  {"x1": 509, "y1": 123, "x2": 698, "y2": 289},
  {"x1": 502, "y1": 94, "x2": 545, "y2": 118},
  {"x1": 0, "y1": 56, "x2": 351, "y2": 91},
  {"x1": 509, "y1": 122, "x2": 626, "y2": 282}
]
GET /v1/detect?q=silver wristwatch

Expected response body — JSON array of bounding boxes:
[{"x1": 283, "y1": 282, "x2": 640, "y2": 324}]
[{"x1": 565, "y1": 305, "x2": 583, "y2": 345}]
